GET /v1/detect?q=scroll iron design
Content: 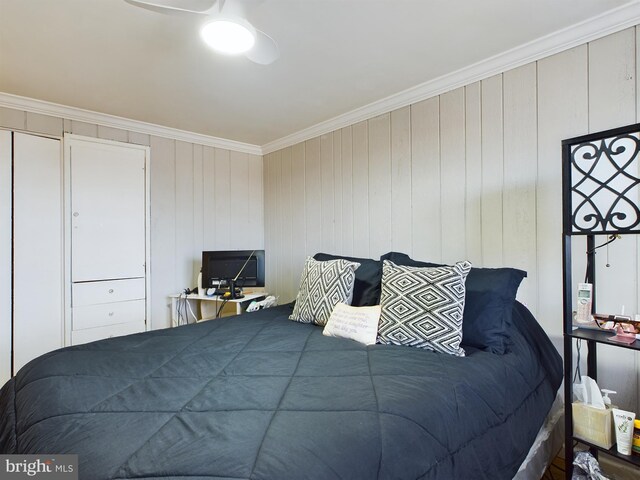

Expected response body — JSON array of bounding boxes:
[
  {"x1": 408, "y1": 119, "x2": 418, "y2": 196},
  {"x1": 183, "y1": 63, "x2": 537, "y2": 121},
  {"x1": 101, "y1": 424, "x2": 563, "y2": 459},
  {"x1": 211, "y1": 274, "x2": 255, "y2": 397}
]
[{"x1": 571, "y1": 133, "x2": 640, "y2": 233}]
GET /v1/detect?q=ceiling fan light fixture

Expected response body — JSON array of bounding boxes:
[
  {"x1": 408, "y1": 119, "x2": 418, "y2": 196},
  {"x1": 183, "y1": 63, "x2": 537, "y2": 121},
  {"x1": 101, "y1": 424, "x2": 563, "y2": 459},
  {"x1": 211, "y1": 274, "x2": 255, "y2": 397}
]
[{"x1": 200, "y1": 19, "x2": 256, "y2": 55}]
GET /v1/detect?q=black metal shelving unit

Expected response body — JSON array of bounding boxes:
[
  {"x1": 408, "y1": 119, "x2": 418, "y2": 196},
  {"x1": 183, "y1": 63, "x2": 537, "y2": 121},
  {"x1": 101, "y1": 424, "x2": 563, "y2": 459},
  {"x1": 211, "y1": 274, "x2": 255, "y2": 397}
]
[
  {"x1": 577, "y1": 437, "x2": 640, "y2": 469},
  {"x1": 562, "y1": 122, "x2": 640, "y2": 479}
]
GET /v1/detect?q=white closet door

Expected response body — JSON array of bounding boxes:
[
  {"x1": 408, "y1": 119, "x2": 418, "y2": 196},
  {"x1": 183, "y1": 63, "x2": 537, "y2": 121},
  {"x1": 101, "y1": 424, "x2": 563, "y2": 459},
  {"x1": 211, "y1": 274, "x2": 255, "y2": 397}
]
[
  {"x1": 70, "y1": 141, "x2": 146, "y2": 281},
  {"x1": 13, "y1": 132, "x2": 63, "y2": 373},
  {"x1": 0, "y1": 131, "x2": 12, "y2": 384}
]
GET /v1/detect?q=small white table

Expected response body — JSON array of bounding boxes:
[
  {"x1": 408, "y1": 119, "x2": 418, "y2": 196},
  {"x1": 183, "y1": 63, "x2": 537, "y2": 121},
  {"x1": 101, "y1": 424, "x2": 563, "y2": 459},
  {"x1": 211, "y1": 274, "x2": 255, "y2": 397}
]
[{"x1": 169, "y1": 292, "x2": 266, "y2": 327}]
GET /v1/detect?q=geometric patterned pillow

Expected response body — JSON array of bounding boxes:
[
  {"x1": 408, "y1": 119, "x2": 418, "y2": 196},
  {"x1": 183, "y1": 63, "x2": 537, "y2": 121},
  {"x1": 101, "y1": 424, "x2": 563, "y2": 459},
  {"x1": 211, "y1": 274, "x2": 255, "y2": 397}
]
[
  {"x1": 377, "y1": 259, "x2": 472, "y2": 356},
  {"x1": 289, "y1": 257, "x2": 361, "y2": 326}
]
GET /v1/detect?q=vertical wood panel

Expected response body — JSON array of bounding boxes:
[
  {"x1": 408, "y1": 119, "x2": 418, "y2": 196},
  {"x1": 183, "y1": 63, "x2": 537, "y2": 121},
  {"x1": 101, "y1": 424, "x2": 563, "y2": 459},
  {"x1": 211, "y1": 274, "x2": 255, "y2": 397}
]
[
  {"x1": 481, "y1": 74, "x2": 504, "y2": 266},
  {"x1": 0, "y1": 132, "x2": 10, "y2": 383},
  {"x1": 341, "y1": 127, "x2": 354, "y2": 256},
  {"x1": 129, "y1": 131, "x2": 151, "y2": 146},
  {"x1": 0, "y1": 107, "x2": 26, "y2": 130},
  {"x1": 230, "y1": 151, "x2": 250, "y2": 248},
  {"x1": 291, "y1": 143, "x2": 306, "y2": 291},
  {"x1": 590, "y1": 30, "x2": 636, "y2": 133},
  {"x1": 175, "y1": 141, "x2": 195, "y2": 288},
  {"x1": 503, "y1": 64, "x2": 538, "y2": 312},
  {"x1": 305, "y1": 138, "x2": 322, "y2": 257},
  {"x1": 537, "y1": 45, "x2": 588, "y2": 338},
  {"x1": 280, "y1": 147, "x2": 294, "y2": 301},
  {"x1": 411, "y1": 97, "x2": 440, "y2": 261},
  {"x1": 149, "y1": 136, "x2": 176, "y2": 329},
  {"x1": 391, "y1": 106, "x2": 412, "y2": 255},
  {"x1": 272, "y1": 151, "x2": 283, "y2": 297},
  {"x1": 192, "y1": 144, "x2": 204, "y2": 282},
  {"x1": 263, "y1": 153, "x2": 275, "y2": 293},
  {"x1": 352, "y1": 121, "x2": 369, "y2": 257},
  {"x1": 97, "y1": 125, "x2": 128, "y2": 143},
  {"x1": 71, "y1": 121, "x2": 98, "y2": 138},
  {"x1": 203, "y1": 146, "x2": 216, "y2": 248},
  {"x1": 465, "y1": 82, "x2": 483, "y2": 265},
  {"x1": 248, "y1": 153, "x2": 264, "y2": 249},
  {"x1": 320, "y1": 133, "x2": 335, "y2": 253},
  {"x1": 440, "y1": 88, "x2": 466, "y2": 263},
  {"x1": 214, "y1": 148, "x2": 231, "y2": 249},
  {"x1": 25, "y1": 112, "x2": 63, "y2": 136},
  {"x1": 368, "y1": 114, "x2": 392, "y2": 259},
  {"x1": 333, "y1": 130, "x2": 344, "y2": 255}
]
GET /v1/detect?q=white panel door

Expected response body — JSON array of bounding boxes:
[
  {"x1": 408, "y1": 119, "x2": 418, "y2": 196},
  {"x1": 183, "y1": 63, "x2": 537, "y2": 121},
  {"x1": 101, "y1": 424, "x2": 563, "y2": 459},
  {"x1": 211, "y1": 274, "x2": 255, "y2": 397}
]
[
  {"x1": 0, "y1": 131, "x2": 12, "y2": 384},
  {"x1": 70, "y1": 141, "x2": 146, "y2": 281},
  {"x1": 13, "y1": 132, "x2": 63, "y2": 373}
]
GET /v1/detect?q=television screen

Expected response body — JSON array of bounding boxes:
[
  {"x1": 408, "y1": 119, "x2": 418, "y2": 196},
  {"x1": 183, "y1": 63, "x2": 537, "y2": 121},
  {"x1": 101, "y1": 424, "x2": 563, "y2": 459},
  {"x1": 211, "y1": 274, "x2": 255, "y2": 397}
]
[{"x1": 202, "y1": 250, "x2": 265, "y2": 288}]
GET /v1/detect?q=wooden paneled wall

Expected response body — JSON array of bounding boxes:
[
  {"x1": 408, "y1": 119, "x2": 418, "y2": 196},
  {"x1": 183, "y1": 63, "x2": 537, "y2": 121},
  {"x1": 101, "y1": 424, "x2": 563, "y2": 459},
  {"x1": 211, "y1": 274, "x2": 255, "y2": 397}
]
[
  {"x1": 264, "y1": 27, "x2": 640, "y2": 409},
  {"x1": 0, "y1": 111, "x2": 264, "y2": 330}
]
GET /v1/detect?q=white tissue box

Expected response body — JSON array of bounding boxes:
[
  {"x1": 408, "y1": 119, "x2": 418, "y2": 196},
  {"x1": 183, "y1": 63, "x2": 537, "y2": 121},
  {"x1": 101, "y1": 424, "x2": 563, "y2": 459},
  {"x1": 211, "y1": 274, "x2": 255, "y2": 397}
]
[{"x1": 572, "y1": 402, "x2": 614, "y2": 449}]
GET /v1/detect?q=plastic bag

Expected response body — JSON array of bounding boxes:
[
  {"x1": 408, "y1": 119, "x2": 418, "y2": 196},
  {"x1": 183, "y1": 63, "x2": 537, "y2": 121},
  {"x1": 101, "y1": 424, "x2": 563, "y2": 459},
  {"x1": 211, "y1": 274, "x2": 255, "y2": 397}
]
[{"x1": 572, "y1": 451, "x2": 610, "y2": 480}]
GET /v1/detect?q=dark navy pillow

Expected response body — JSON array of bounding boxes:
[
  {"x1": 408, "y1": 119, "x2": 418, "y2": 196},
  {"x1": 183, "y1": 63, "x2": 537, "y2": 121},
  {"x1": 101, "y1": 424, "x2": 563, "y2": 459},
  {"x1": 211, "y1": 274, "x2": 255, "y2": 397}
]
[
  {"x1": 314, "y1": 253, "x2": 382, "y2": 307},
  {"x1": 380, "y1": 252, "x2": 526, "y2": 354}
]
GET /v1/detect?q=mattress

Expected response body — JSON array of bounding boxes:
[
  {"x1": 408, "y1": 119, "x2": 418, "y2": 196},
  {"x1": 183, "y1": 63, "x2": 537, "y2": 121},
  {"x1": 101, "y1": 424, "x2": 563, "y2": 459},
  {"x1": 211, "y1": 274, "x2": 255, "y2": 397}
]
[{"x1": 0, "y1": 301, "x2": 562, "y2": 479}]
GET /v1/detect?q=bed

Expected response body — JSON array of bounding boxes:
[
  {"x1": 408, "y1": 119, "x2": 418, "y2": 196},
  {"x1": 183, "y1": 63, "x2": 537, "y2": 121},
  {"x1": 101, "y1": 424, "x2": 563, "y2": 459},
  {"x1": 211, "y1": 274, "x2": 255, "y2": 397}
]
[
  {"x1": 0, "y1": 304, "x2": 561, "y2": 480},
  {"x1": 0, "y1": 296, "x2": 561, "y2": 479}
]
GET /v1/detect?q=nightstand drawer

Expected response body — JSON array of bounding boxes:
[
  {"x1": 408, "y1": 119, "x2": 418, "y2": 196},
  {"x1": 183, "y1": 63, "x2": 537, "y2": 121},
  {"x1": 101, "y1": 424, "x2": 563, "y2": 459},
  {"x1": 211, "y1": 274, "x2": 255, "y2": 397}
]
[
  {"x1": 72, "y1": 299, "x2": 145, "y2": 330},
  {"x1": 72, "y1": 278, "x2": 145, "y2": 306},
  {"x1": 71, "y1": 320, "x2": 145, "y2": 346}
]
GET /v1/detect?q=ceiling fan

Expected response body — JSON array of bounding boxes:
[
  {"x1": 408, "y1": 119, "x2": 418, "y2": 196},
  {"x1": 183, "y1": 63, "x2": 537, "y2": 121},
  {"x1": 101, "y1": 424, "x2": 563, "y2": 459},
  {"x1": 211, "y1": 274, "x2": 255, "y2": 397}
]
[{"x1": 125, "y1": 0, "x2": 279, "y2": 65}]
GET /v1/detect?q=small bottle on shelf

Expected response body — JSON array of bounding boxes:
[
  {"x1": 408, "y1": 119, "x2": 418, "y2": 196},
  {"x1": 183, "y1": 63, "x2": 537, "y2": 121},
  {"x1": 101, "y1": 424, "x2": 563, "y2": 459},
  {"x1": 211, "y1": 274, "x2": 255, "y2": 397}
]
[{"x1": 633, "y1": 419, "x2": 640, "y2": 456}]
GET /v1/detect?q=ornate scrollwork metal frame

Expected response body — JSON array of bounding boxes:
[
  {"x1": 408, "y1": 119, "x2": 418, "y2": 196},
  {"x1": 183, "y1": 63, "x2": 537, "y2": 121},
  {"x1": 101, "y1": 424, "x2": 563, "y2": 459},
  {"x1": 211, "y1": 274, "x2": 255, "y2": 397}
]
[{"x1": 563, "y1": 123, "x2": 640, "y2": 235}]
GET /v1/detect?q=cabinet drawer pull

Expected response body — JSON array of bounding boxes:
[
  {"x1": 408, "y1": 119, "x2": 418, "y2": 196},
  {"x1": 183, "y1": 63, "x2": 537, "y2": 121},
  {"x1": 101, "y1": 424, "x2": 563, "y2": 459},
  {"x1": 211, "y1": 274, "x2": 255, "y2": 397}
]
[
  {"x1": 108, "y1": 312, "x2": 114, "y2": 316},
  {"x1": 108, "y1": 289, "x2": 114, "y2": 294}
]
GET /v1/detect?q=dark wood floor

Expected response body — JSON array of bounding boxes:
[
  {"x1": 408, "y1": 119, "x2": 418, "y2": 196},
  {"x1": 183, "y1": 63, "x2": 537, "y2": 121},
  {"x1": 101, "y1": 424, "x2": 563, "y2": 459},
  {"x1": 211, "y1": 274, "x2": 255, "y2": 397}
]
[{"x1": 542, "y1": 456, "x2": 565, "y2": 480}]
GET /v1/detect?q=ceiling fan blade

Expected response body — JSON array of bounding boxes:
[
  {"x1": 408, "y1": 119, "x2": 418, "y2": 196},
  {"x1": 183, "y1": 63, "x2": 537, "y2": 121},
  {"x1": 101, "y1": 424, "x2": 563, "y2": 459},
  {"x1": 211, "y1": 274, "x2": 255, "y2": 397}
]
[
  {"x1": 230, "y1": 0, "x2": 266, "y2": 14},
  {"x1": 244, "y1": 29, "x2": 279, "y2": 65},
  {"x1": 124, "y1": 0, "x2": 217, "y2": 15}
]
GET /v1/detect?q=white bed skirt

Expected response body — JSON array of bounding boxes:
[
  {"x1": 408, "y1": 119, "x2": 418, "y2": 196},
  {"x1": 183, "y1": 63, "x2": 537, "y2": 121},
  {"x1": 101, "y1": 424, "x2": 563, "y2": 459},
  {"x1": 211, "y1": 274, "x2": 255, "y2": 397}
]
[{"x1": 513, "y1": 391, "x2": 564, "y2": 480}]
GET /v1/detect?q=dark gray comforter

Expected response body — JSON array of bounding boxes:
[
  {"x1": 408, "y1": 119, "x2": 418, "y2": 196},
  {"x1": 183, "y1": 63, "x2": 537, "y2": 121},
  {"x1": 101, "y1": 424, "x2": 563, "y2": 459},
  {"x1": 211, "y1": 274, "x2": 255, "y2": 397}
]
[{"x1": 0, "y1": 302, "x2": 561, "y2": 479}]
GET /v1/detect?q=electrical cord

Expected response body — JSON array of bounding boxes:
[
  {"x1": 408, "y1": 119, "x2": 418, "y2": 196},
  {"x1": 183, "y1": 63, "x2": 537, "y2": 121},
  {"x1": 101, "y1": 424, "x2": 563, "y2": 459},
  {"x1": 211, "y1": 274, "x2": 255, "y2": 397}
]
[
  {"x1": 216, "y1": 299, "x2": 228, "y2": 318},
  {"x1": 573, "y1": 338, "x2": 582, "y2": 383},
  {"x1": 584, "y1": 234, "x2": 620, "y2": 282},
  {"x1": 186, "y1": 299, "x2": 197, "y2": 323},
  {"x1": 175, "y1": 291, "x2": 186, "y2": 326},
  {"x1": 176, "y1": 289, "x2": 199, "y2": 326}
]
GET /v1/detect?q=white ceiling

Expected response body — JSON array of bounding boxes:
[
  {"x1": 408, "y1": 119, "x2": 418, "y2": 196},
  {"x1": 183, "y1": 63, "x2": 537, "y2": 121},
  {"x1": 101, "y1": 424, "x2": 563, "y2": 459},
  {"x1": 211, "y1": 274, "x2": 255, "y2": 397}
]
[{"x1": 0, "y1": 0, "x2": 637, "y2": 147}]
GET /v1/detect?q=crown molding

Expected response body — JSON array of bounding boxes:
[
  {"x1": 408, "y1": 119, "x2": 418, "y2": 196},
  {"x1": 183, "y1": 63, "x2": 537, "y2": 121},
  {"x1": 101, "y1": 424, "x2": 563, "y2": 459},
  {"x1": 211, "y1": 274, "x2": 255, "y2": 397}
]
[
  {"x1": 261, "y1": 1, "x2": 640, "y2": 155},
  {"x1": 0, "y1": 92, "x2": 262, "y2": 156}
]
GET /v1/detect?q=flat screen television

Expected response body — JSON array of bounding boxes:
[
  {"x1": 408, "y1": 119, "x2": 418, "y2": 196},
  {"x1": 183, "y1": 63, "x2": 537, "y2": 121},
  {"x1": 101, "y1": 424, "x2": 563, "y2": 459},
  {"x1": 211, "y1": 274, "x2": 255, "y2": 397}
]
[{"x1": 201, "y1": 250, "x2": 265, "y2": 288}]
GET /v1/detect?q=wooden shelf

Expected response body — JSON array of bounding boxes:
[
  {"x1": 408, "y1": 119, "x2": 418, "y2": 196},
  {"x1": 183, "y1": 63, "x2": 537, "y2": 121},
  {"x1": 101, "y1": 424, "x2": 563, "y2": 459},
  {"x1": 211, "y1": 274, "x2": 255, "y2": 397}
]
[{"x1": 568, "y1": 327, "x2": 640, "y2": 352}]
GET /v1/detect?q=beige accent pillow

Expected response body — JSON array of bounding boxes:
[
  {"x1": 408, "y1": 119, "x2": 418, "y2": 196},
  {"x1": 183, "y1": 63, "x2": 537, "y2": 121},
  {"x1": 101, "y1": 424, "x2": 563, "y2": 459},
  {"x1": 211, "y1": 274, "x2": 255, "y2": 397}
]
[{"x1": 322, "y1": 302, "x2": 381, "y2": 345}]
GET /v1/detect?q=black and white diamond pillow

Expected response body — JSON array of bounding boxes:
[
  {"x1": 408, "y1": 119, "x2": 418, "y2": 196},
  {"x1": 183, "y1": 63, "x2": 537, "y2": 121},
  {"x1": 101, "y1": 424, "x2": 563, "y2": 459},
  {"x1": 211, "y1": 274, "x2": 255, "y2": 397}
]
[
  {"x1": 289, "y1": 257, "x2": 361, "y2": 326},
  {"x1": 378, "y1": 259, "x2": 472, "y2": 356}
]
